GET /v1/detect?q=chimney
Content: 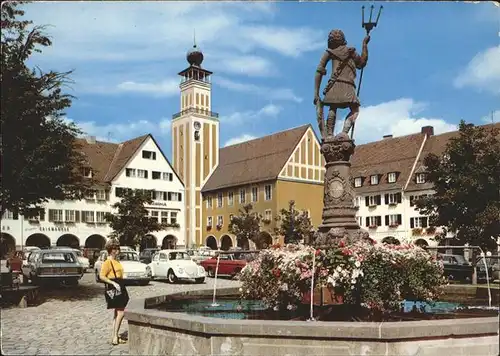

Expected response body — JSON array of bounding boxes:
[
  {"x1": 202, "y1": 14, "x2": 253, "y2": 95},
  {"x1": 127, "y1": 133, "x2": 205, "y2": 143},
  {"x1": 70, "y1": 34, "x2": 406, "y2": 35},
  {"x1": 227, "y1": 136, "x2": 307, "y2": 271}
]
[
  {"x1": 421, "y1": 126, "x2": 434, "y2": 136},
  {"x1": 383, "y1": 134, "x2": 393, "y2": 139},
  {"x1": 85, "y1": 136, "x2": 96, "y2": 144}
]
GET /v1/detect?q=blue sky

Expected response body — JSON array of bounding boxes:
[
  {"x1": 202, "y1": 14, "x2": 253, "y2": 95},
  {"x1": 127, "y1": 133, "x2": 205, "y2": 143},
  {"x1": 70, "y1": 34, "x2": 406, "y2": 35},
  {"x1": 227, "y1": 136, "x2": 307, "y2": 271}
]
[{"x1": 25, "y1": 1, "x2": 499, "y2": 159}]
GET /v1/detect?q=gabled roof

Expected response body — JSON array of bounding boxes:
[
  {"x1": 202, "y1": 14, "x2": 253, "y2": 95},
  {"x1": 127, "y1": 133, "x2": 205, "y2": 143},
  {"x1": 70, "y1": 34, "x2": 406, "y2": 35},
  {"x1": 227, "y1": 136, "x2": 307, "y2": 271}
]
[
  {"x1": 351, "y1": 133, "x2": 426, "y2": 194},
  {"x1": 75, "y1": 134, "x2": 181, "y2": 185},
  {"x1": 201, "y1": 125, "x2": 311, "y2": 193}
]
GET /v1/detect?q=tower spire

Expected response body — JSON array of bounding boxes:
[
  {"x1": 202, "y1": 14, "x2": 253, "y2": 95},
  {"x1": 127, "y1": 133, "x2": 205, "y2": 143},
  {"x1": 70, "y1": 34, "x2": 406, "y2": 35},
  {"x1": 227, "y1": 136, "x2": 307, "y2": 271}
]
[{"x1": 193, "y1": 28, "x2": 197, "y2": 48}]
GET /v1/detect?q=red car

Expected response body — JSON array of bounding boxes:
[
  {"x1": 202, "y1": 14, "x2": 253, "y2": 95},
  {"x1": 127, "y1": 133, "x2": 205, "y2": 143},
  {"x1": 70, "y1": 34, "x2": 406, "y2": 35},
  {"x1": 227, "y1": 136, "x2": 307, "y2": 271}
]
[{"x1": 200, "y1": 251, "x2": 257, "y2": 278}]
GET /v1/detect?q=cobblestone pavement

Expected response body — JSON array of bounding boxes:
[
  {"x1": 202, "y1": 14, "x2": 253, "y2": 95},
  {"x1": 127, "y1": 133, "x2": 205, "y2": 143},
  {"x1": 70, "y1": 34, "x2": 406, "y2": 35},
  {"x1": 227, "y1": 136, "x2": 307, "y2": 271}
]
[{"x1": 1, "y1": 272, "x2": 240, "y2": 355}]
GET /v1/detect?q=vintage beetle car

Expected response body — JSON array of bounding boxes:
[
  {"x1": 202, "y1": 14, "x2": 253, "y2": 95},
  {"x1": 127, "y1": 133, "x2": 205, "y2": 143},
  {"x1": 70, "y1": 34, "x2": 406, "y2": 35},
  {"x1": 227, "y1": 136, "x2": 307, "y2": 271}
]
[
  {"x1": 21, "y1": 249, "x2": 84, "y2": 285},
  {"x1": 94, "y1": 249, "x2": 151, "y2": 285},
  {"x1": 148, "y1": 250, "x2": 206, "y2": 284}
]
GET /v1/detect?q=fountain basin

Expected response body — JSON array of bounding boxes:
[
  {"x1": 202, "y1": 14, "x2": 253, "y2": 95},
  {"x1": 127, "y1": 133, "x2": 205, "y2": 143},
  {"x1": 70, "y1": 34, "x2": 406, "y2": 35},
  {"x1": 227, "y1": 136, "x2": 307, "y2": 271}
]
[{"x1": 124, "y1": 287, "x2": 499, "y2": 356}]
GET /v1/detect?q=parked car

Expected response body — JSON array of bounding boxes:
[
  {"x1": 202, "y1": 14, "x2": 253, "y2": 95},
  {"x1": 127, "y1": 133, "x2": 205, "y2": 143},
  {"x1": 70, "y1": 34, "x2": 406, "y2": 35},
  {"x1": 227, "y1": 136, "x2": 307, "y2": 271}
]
[
  {"x1": 94, "y1": 248, "x2": 151, "y2": 285},
  {"x1": 139, "y1": 248, "x2": 160, "y2": 264},
  {"x1": 148, "y1": 249, "x2": 206, "y2": 284},
  {"x1": 21, "y1": 249, "x2": 84, "y2": 285},
  {"x1": 476, "y1": 255, "x2": 500, "y2": 283},
  {"x1": 186, "y1": 248, "x2": 216, "y2": 264},
  {"x1": 438, "y1": 253, "x2": 473, "y2": 283},
  {"x1": 53, "y1": 247, "x2": 90, "y2": 272},
  {"x1": 200, "y1": 252, "x2": 249, "y2": 278}
]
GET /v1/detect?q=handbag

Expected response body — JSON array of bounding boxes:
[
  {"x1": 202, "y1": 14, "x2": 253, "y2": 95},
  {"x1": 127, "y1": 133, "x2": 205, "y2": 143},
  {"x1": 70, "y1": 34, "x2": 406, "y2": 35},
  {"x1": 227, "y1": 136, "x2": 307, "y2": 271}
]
[{"x1": 104, "y1": 260, "x2": 129, "y2": 308}]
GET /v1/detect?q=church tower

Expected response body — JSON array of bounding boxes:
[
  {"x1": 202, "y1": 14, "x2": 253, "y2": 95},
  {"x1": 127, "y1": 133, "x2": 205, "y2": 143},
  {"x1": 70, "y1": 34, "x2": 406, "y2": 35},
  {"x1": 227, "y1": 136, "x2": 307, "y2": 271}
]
[{"x1": 171, "y1": 42, "x2": 219, "y2": 248}]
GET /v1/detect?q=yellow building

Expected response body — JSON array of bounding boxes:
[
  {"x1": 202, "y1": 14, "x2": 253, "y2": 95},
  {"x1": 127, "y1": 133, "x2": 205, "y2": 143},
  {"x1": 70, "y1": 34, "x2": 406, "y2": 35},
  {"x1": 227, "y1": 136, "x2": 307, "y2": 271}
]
[{"x1": 171, "y1": 44, "x2": 325, "y2": 249}]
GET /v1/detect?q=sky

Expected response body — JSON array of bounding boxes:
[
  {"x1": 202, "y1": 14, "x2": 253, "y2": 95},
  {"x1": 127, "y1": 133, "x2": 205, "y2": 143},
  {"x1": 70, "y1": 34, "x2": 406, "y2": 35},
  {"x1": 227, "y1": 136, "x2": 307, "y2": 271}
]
[{"x1": 24, "y1": 1, "x2": 500, "y2": 159}]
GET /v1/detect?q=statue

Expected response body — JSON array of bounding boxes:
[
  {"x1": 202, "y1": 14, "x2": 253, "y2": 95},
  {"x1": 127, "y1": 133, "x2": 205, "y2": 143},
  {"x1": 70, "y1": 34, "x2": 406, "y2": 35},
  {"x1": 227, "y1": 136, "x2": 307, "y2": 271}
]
[{"x1": 313, "y1": 30, "x2": 370, "y2": 139}]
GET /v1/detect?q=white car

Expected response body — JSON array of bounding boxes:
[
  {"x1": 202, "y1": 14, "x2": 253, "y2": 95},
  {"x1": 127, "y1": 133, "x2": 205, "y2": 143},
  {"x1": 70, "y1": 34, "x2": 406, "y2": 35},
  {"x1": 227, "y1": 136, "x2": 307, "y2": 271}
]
[
  {"x1": 148, "y1": 249, "x2": 206, "y2": 284},
  {"x1": 94, "y1": 248, "x2": 151, "y2": 285}
]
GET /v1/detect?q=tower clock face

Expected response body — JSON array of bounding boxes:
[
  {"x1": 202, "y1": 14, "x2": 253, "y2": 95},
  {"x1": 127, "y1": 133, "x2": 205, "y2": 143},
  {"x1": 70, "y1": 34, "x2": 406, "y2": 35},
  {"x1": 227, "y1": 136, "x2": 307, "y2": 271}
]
[{"x1": 194, "y1": 121, "x2": 201, "y2": 130}]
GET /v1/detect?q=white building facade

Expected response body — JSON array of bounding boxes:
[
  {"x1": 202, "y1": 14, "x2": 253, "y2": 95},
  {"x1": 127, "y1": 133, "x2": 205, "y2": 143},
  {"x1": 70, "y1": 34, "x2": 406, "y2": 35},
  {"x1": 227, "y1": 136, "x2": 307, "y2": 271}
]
[{"x1": 1, "y1": 134, "x2": 186, "y2": 255}]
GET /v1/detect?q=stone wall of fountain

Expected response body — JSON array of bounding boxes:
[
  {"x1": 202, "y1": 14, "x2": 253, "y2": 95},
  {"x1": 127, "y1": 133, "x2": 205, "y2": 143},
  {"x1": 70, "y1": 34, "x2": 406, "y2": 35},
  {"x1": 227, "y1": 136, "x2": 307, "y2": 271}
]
[{"x1": 124, "y1": 287, "x2": 500, "y2": 356}]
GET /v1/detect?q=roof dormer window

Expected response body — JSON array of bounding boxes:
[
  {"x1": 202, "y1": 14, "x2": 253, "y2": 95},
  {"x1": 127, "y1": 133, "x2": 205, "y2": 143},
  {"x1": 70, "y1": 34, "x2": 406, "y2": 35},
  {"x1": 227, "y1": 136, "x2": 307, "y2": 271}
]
[
  {"x1": 416, "y1": 173, "x2": 426, "y2": 184},
  {"x1": 354, "y1": 177, "x2": 363, "y2": 188},
  {"x1": 142, "y1": 150, "x2": 156, "y2": 160},
  {"x1": 81, "y1": 167, "x2": 92, "y2": 178},
  {"x1": 370, "y1": 175, "x2": 379, "y2": 185},
  {"x1": 387, "y1": 172, "x2": 397, "y2": 183}
]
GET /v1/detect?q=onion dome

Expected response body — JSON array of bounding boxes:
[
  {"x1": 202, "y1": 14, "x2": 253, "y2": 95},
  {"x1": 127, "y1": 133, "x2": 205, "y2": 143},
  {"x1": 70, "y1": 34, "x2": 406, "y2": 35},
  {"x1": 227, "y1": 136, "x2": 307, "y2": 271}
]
[{"x1": 186, "y1": 44, "x2": 203, "y2": 67}]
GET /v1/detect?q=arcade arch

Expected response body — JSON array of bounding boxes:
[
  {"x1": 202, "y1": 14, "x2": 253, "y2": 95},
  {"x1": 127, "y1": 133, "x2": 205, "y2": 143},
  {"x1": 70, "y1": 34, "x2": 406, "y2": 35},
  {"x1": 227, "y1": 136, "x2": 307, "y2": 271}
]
[
  {"x1": 140, "y1": 234, "x2": 158, "y2": 251},
  {"x1": 85, "y1": 234, "x2": 106, "y2": 249},
  {"x1": 206, "y1": 235, "x2": 217, "y2": 250},
  {"x1": 56, "y1": 234, "x2": 80, "y2": 249},
  {"x1": 220, "y1": 235, "x2": 234, "y2": 251},
  {"x1": 0, "y1": 233, "x2": 16, "y2": 258},
  {"x1": 162, "y1": 235, "x2": 177, "y2": 249},
  {"x1": 25, "y1": 234, "x2": 50, "y2": 248}
]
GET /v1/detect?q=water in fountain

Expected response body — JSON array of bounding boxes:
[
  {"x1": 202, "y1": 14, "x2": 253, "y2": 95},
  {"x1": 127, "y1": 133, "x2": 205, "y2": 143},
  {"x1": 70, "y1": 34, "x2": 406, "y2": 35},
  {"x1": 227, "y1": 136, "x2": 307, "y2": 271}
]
[
  {"x1": 209, "y1": 252, "x2": 221, "y2": 308},
  {"x1": 307, "y1": 252, "x2": 316, "y2": 322}
]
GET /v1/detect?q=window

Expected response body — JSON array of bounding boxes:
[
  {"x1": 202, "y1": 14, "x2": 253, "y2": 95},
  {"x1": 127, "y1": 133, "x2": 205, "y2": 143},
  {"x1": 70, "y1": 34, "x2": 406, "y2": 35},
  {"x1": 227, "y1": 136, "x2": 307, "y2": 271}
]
[
  {"x1": 264, "y1": 185, "x2": 272, "y2": 201},
  {"x1": 207, "y1": 216, "x2": 213, "y2": 227},
  {"x1": 65, "y1": 210, "x2": 75, "y2": 222},
  {"x1": 82, "y1": 211, "x2": 94, "y2": 223},
  {"x1": 137, "y1": 169, "x2": 148, "y2": 179},
  {"x1": 365, "y1": 216, "x2": 382, "y2": 227},
  {"x1": 264, "y1": 210, "x2": 272, "y2": 221},
  {"x1": 385, "y1": 193, "x2": 402, "y2": 205},
  {"x1": 84, "y1": 190, "x2": 95, "y2": 200},
  {"x1": 207, "y1": 196, "x2": 213, "y2": 208},
  {"x1": 142, "y1": 150, "x2": 156, "y2": 160},
  {"x1": 251, "y1": 187, "x2": 258, "y2": 202},
  {"x1": 170, "y1": 212, "x2": 178, "y2": 224},
  {"x1": 410, "y1": 217, "x2": 428, "y2": 228},
  {"x1": 385, "y1": 214, "x2": 402, "y2": 227},
  {"x1": 357, "y1": 216, "x2": 363, "y2": 226},
  {"x1": 152, "y1": 171, "x2": 161, "y2": 180},
  {"x1": 96, "y1": 211, "x2": 107, "y2": 223},
  {"x1": 365, "y1": 195, "x2": 381, "y2": 207},
  {"x1": 150, "y1": 211, "x2": 159, "y2": 222},
  {"x1": 126, "y1": 168, "x2": 136, "y2": 177},
  {"x1": 162, "y1": 172, "x2": 173, "y2": 181},
  {"x1": 239, "y1": 189, "x2": 246, "y2": 204},
  {"x1": 3, "y1": 210, "x2": 14, "y2": 219},
  {"x1": 410, "y1": 194, "x2": 428, "y2": 207},
  {"x1": 354, "y1": 196, "x2": 361, "y2": 207},
  {"x1": 161, "y1": 211, "x2": 169, "y2": 224},
  {"x1": 354, "y1": 177, "x2": 363, "y2": 187},
  {"x1": 96, "y1": 190, "x2": 107, "y2": 200},
  {"x1": 217, "y1": 215, "x2": 223, "y2": 226},
  {"x1": 228, "y1": 192, "x2": 234, "y2": 206},
  {"x1": 387, "y1": 172, "x2": 397, "y2": 183},
  {"x1": 48, "y1": 209, "x2": 63, "y2": 222},
  {"x1": 168, "y1": 192, "x2": 180, "y2": 201},
  {"x1": 217, "y1": 192, "x2": 223, "y2": 208},
  {"x1": 370, "y1": 175, "x2": 379, "y2": 185},
  {"x1": 81, "y1": 167, "x2": 92, "y2": 178},
  {"x1": 416, "y1": 173, "x2": 426, "y2": 184}
]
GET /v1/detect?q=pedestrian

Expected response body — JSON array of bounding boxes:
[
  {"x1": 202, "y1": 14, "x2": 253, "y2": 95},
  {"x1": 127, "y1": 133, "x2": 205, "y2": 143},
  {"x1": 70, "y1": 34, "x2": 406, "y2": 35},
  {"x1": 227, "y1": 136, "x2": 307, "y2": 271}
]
[{"x1": 99, "y1": 239, "x2": 129, "y2": 346}]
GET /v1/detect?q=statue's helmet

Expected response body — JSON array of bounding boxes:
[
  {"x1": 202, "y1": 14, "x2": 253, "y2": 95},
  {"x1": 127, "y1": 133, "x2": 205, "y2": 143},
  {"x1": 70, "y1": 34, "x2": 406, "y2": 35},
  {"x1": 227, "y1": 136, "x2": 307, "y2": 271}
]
[{"x1": 328, "y1": 29, "x2": 346, "y2": 47}]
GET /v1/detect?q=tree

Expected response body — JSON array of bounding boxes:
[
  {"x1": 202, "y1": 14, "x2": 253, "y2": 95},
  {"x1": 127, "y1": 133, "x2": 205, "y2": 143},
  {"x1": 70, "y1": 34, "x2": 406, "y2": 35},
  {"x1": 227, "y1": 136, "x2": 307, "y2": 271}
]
[
  {"x1": 228, "y1": 204, "x2": 261, "y2": 249},
  {"x1": 105, "y1": 189, "x2": 178, "y2": 247},
  {"x1": 415, "y1": 121, "x2": 500, "y2": 251},
  {"x1": 275, "y1": 200, "x2": 314, "y2": 244},
  {"x1": 1, "y1": 2, "x2": 91, "y2": 218}
]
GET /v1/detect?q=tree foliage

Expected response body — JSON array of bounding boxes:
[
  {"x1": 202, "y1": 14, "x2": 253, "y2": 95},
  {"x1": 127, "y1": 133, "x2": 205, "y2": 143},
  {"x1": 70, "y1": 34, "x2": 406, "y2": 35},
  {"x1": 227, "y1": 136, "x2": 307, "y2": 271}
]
[
  {"x1": 275, "y1": 200, "x2": 314, "y2": 244},
  {"x1": 1, "y1": 2, "x2": 92, "y2": 218},
  {"x1": 415, "y1": 121, "x2": 500, "y2": 251},
  {"x1": 105, "y1": 189, "x2": 178, "y2": 247},
  {"x1": 228, "y1": 203, "x2": 262, "y2": 249}
]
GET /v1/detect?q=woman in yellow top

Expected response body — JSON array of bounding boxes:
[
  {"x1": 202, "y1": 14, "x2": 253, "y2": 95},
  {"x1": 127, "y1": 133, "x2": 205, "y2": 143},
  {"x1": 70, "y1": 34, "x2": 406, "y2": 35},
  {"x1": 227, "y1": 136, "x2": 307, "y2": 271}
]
[{"x1": 100, "y1": 239, "x2": 129, "y2": 346}]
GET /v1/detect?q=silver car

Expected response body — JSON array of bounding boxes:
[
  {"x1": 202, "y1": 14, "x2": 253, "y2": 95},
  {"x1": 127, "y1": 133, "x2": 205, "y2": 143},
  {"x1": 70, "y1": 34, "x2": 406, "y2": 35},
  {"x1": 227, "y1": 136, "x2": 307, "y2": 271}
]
[{"x1": 21, "y1": 249, "x2": 84, "y2": 285}]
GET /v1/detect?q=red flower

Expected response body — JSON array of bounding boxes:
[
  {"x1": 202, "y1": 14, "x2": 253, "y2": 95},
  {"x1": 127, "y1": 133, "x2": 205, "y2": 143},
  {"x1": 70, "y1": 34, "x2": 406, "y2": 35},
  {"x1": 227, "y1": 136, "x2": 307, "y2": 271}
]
[
  {"x1": 315, "y1": 249, "x2": 321, "y2": 256},
  {"x1": 272, "y1": 268, "x2": 281, "y2": 277},
  {"x1": 339, "y1": 240, "x2": 345, "y2": 248},
  {"x1": 341, "y1": 248, "x2": 352, "y2": 256}
]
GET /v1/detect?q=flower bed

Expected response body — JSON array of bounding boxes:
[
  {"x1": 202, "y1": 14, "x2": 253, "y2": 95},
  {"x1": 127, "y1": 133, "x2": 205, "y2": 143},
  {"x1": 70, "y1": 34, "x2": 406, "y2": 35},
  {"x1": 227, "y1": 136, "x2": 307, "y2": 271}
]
[{"x1": 239, "y1": 240, "x2": 446, "y2": 312}]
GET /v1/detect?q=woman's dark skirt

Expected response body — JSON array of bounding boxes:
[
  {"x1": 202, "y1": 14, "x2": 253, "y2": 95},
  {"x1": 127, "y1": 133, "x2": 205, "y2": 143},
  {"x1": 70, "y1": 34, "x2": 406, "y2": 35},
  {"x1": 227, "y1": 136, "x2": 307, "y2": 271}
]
[{"x1": 105, "y1": 279, "x2": 129, "y2": 309}]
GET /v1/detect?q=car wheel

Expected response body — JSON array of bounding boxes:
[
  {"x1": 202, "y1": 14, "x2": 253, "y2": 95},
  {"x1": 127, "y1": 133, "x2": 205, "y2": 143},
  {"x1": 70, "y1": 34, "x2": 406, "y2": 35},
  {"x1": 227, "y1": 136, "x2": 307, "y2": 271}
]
[
  {"x1": 139, "y1": 280, "x2": 150, "y2": 286},
  {"x1": 207, "y1": 268, "x2": 215, "y2": 278},
  {"x1": 195, "y1": 278, "x2": 205, "y2": 284},
  {"x1": 167, "y1": 270, "x2": 178, "y2": 284}
]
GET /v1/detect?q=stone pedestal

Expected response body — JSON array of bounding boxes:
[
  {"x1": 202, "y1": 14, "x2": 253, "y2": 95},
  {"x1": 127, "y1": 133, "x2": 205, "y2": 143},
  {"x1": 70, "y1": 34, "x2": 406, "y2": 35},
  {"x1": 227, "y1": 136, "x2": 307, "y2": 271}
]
[{"x1": 313, "y1": 133, "x2": 370, "y2": 249}]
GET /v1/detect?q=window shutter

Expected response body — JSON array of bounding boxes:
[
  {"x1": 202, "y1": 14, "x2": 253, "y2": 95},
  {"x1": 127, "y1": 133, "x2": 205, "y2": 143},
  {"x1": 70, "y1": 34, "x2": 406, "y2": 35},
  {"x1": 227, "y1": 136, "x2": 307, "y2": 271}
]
[
  {"x1": 396, "y1": 193, "x2": 402, "y2": 203},
  {"x1": 178, "y1": 193, "x2": 182, "y2": 201},
  {"x1": 385, "y1": 215, "x2": 389, "y2": 226},
  {"x1": 144, "y1": 170, "x2": 149, "y2": 179},
  {"x1": 81, "y1": 211, "x2": 86, "y2": 223},
  {"x1": 397, "y1": 214, "x2": 402, "y2": 225},
  {"x1": 365, "y1": 197, "x2": 370, "y2": 207},
  {"x1": 410, "y1": 196, "x2": 414, "y2": 207},
  {"x1": 365, "y1": 217, "x2": 369, "y2": 226},
  {"x1": 422, "y1": 217, "x2": 428, "y2": 228},
  {"x1": 377, "y1": 216, "x2": 382, "y2": 226},
  {"x1": 13, "y1": 212, "x2": 19, "y2": 220},
  {"x1": 384, "y1": 194, "x2": 389, "y2": 205},
  {"x1": 376, "y1": 195, "x2": 381, "y2": 205},
  {"x1": 75, "y1": 211, "x2": 80, "y2": 223},
  {"x1": 410, "y1": 218, "x2": 414, "y2": 229}
]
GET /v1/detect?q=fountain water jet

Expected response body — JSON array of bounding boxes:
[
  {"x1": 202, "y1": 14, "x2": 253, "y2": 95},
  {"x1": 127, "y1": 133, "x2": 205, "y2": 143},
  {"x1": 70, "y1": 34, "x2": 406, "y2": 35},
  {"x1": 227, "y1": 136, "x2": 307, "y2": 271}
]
[
  {"x1": 210, "y1": 252, "x2": 221, "y2": 308},
  {"x1": 307, "y1": 252, "x2": 316, "y2": 322}
]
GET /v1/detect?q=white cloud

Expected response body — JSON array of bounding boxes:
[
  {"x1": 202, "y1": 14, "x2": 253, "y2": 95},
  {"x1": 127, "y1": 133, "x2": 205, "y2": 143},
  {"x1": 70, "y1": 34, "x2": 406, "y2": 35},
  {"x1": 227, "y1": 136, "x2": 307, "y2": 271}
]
[
  {"x1": 215, "y1": 55, "x2": 275, "y2": 77},
  {"x1": 454, "y1": 45, "x2": 500, "y2": 95},
  {"x1": 481, "y1": 110, "x2": 500, "y2": 124},
  {"x1": 352, "y1": 98, "x2": 457, "y2": 143},
  {"x1": 224, "y1": 134, "x2": 258, "y2": 147},
  {"x1": 116, "y1": 79, "x2": 179, "y2": 97},
  {"x1": 219, "y1": 104, "x2": 283, "y2": 126},
  {"x1": 215, "y1": 77, "x2": 302, "y2": 103}
]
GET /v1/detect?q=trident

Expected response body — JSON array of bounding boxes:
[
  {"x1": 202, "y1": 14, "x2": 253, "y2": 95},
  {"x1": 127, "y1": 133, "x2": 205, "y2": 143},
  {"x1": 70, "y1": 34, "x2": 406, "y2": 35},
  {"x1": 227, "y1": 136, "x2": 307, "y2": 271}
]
[{"x1": 351, "y1": 5, "x2": 383, "y2": 140}]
